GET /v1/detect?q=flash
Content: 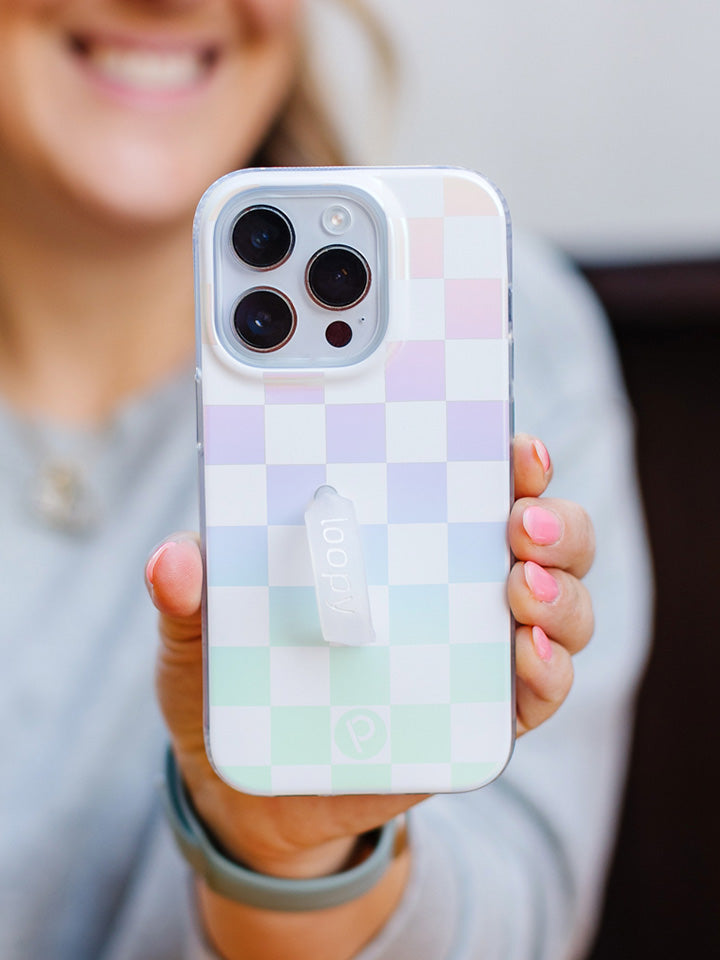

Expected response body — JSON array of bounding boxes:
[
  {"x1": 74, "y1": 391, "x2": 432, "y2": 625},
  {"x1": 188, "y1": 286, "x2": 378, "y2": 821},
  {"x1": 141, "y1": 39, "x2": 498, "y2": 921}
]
[{"x1": 321, "y1": 204, "x2": 352, "y2": 235}]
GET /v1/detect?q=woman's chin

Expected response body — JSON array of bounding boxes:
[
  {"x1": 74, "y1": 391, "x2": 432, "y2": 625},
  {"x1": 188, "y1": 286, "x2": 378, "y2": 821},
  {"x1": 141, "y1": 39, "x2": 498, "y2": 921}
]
[{"x1": 53, "y1": 148, "x2": 228, "y2": 232}]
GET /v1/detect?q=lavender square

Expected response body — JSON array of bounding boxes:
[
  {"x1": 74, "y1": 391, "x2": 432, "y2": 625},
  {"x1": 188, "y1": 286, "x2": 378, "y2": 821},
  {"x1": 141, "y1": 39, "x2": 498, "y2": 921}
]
[
  {"x1": 326, "y1": 404, "x2": 386, "y2": 463},
  {"x1": 387, "y1": 463, "x2": 447, "y2": 523},
  {"x1": 447, "y1": 402, "x2": 508, "y2": 461},
  {"x1": 267, "y1": 464, "x2": 326, "y2": 525},
  {"x1": 385, "y1": 341, "x2": 445, "y2": 402},
  {"x1": 204, "y1": 405, "x2": 264, "y2": 465}
]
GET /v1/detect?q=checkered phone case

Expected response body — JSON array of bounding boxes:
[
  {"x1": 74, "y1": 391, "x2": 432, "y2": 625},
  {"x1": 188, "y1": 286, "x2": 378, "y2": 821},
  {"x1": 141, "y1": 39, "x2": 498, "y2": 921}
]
[{"x1": 195, "y1": 167, "x2": 514, "y2": 796}]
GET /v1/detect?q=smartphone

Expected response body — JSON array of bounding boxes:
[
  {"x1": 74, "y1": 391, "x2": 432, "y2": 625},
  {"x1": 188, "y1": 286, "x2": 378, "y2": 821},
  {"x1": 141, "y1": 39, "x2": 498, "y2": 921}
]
[{"x1": 194, "y1": 166, "x2": 514, "y2": 796}]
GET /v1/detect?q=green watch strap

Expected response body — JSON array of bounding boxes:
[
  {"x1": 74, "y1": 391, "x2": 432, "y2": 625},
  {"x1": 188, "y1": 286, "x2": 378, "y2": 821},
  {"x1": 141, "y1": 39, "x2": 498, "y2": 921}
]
[{"x1": 161, "y1": 746, "x2": 399, "y2": 911}]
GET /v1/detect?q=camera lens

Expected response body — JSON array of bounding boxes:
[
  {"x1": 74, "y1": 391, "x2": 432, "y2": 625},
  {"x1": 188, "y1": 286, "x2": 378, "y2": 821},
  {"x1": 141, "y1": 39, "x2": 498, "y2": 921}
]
[
  {"x1": 233, "y1": 289, "x2": 295, "y2": 352},
  {"x1": 306, "y1": 246, "x2": 370, "y2": 309},
  {"x1": 232, "y1": 206, "x2": 294, "y2": 269}
]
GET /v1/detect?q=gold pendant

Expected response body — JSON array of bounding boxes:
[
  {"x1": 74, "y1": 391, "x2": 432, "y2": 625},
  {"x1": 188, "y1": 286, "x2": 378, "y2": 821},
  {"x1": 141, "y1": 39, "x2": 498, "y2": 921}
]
[{"x1": 31, "y1": 460, "x2": 98, "y2": 534}]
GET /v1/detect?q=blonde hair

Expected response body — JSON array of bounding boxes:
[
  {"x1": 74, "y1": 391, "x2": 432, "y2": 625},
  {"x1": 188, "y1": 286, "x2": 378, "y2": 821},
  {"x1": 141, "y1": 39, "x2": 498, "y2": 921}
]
[{"x1": 251, "y1": 0, "x2": 395, "y2": 168}]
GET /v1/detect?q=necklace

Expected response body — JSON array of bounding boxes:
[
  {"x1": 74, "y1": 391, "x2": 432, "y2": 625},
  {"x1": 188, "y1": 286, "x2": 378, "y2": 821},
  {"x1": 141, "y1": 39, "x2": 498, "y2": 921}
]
[
  {"x1": 30, "y1": 456, "x2": 100, "y2": 534},
  {"x1": 11, "y1": 414, "x2": 110, "y2": 536}
]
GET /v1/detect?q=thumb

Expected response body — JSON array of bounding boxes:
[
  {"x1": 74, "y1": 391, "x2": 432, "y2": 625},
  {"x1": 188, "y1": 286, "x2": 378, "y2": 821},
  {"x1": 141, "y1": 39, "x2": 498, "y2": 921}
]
[
  {"x1": 146, "y1": 534, "x2": 206, "y2": 762},
  {"x1": 513, "y1": 434, "x2": 553, "y2": 500}
]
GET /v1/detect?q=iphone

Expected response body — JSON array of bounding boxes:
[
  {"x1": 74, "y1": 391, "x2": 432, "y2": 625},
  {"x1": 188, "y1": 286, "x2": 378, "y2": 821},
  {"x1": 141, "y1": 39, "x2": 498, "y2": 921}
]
[{"x1": 194, "y1": 166, "x2": 514, "y2": 796}]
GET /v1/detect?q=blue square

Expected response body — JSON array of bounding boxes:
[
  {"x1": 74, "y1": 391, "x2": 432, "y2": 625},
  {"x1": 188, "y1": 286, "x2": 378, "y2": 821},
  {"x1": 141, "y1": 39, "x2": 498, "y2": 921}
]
[
  {"x1": 267, "y1": 464, "x2": 326, "y2": 525},
  {"x1": 389, "y1": 585, "x2": 449, "y2": 644},
  {"x1": 387, "y1": 463, "x2": 447, "y2": 523},
  {"x1": 269, "y1": 587, "x2": 323, "y2": 645},
  {"x1": 359, "y1": 525, "x2": 388, "y2": 585},
  {"x1": 206, "y1": 526, "x2": 268, "y2": 587},
  {"x1": 448, "y1": 523, "x2": 508, "y2": 583}
]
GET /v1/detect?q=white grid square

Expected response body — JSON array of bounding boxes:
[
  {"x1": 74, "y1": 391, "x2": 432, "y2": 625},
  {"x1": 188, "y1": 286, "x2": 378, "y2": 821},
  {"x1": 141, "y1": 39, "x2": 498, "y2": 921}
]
[
  {"x1": 386, "y1": 174, "x2": 445, "y2": 218},
  {"x1": 325, "y1": 462, "x2": 388, "y2": 524},
  {"x1": 202, "y1": 347, "x2": 265, "y2": 405},
  {"x1": 447, "y1": 461, "x2": 511, "y2": 522},
  {"x1": 391, "y1": 763, "x2": 452, "y2": 793},
  {"x1": 450, "y1": 703, "x2": 513, "y2": 763},
  {"x1": 445, "y1": 340, "x2": 509, "y2": 401},
  {"x1": 268, "y1": 526, "x2": 314, "y2": 586},
  {"x1": 265, "y1": 405, "x2": 326, "y2": 463},
  {"x1": 270, "y1": 647, "x2": 330, "y2": 706},
  {"x1": 444, "y1": 217, "x2": 504, "y2": 280},
  {"x1": 207, "y1": 586, "x2": 270, "y2": 646},
  {"x1": 331, "y1": 705, "x2": 391, "y2": 764},
  {"x1": 388, "y1": 524, "x2": 448, "y2": 585},
  {"x1": 208, "y1": 706, "x2": 270, "y2": 766},
  {"x1": 448, "y1": 583, "x2": 511, "y2": 644},
  {"x1": 386, "y1": 401, "x2": 447, "y2": 462},
  {"x1": 406, "y1": 279, "x2": 445, "y2": 340},
  {"x1": 368, "y1": 586, "x2": 390, "y2": 646},
  {"x1": 271, "y1": 765, "x2": 332, "y2": 794},
  {"x1": 204, "y1": 465, "x2": 267, "y2": 526},
  {"x1": 389, "y1": 646, "x2": 451, "y2": 704}
]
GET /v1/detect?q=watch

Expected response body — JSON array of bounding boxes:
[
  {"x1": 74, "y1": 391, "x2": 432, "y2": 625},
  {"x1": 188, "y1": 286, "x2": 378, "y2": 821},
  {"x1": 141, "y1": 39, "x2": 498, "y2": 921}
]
[{"x1": 161, "y1": 746, "x2": 403, "y2": 911}]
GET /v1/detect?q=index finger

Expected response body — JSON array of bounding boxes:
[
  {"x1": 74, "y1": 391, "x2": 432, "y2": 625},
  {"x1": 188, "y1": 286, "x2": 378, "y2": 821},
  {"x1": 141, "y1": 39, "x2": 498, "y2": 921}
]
[{"x1": 513, "y1": 434, "x2": 553, "y2": 500}]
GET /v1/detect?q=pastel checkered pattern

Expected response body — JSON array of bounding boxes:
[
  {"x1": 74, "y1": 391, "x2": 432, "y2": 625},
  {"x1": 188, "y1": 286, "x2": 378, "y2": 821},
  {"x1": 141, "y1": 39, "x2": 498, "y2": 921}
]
[{"x1": 197, "y1": 169, "x2": 513, "y2": 795}]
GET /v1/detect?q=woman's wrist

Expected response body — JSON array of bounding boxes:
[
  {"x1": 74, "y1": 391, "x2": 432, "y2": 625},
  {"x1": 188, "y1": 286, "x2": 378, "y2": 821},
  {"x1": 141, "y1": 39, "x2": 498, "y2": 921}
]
[
  {"x1": 225, "y1": 833, "x2": 363, "y2": 880},
  {"x1": 196, "y1": 842, "x2": 411, "y2": 960}
]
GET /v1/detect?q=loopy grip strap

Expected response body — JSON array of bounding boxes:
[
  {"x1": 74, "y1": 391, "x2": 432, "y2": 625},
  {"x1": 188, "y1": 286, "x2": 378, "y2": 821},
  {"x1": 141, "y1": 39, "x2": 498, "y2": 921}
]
[{"x1": 304, "y1": 486, "x2": 375, "y2": 646}]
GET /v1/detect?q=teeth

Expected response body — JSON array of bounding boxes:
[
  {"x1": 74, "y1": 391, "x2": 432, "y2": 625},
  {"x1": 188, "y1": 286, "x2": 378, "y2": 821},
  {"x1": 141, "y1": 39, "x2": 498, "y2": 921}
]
[{"x1": 87, "y1": 46, "x2": 206, "y2": 91}]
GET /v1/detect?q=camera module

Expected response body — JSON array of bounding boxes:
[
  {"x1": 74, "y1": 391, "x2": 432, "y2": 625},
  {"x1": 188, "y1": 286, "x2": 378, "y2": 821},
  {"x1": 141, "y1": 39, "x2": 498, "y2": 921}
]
[
  {"x1": 232, "y1": 205, "x2": 294, "y2": 269},
  {"x1": 306, "y1": 245, "x2": 370, "y2": 310},
  {"x1": 233, "y1": 289, "x2": 296, "y2": 352}
]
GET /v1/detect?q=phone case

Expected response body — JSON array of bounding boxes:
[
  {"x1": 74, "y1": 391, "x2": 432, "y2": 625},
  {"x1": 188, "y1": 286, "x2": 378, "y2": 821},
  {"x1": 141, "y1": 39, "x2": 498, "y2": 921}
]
[{"x1": 195, "y1": 166, "x2": 514, "y2": 796}]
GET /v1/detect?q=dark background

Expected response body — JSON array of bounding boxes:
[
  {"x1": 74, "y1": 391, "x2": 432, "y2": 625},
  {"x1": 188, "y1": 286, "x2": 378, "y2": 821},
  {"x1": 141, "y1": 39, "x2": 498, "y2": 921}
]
[{"x1": 579, "y1": 261, "x2": 720, "y2": 957}]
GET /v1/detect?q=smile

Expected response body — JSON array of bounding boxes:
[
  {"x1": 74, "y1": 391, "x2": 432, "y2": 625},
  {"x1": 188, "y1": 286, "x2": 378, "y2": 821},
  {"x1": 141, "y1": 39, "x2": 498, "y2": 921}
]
[{"x1": 68, "y1": 34, "x2": 220, "y2": 96}]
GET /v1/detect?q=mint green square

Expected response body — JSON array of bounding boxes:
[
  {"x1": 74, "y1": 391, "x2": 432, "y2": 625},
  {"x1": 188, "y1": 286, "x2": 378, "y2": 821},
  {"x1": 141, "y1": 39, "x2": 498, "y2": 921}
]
[
  {"x1": 220, "y1": 765, "x2": 272, "y2": 794},
  {"x1": 271, "y1": 707, "x2": 331, "y2": 765},
  {"x1": 330, "y1": 647, "x2": 390, "y2": 706},
  {"x1": 451, "y1": 762, "x2": 501, "y2": 791},
  {"x1": 391, "y1": 705, "x2": 451, "y2": 763},
  {"x1": 269, "y1": 587, "x2": 323, "y2": 645},
  {"x1": 450, "y1": 643, "x2": 510, "y2": 702},
  {"x1": 209, "y1": 648, "x2": 270, "y2": 707},
  {"x1": 331, "y1": 764, "x2": 392, "y2": 793},
  {"x1": 389, "y1": 585, "x2": 449, "y2": 644}
]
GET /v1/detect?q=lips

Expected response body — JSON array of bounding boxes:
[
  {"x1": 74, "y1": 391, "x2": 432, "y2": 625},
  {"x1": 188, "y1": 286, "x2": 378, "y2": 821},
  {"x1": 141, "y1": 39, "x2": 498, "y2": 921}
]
[{"x1": 68, "y1": 33, "x2": 220, "y2": 94}]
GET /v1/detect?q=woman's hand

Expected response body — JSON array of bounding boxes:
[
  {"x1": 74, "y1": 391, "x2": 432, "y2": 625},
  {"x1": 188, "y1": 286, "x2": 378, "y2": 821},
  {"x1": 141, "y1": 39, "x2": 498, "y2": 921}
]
[
  {"x1": 147, "y1": 433, "x2": 594, "y2": 878},
  {"x1": 509, "y1": 434, "x2": 595, "y2": 735}
]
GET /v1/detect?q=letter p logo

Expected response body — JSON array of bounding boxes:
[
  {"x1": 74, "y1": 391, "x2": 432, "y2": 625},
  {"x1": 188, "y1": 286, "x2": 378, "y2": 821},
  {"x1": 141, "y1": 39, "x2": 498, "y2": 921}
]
[{"x1": 334, "y1": 708, "x2": 387, "y2": 760}]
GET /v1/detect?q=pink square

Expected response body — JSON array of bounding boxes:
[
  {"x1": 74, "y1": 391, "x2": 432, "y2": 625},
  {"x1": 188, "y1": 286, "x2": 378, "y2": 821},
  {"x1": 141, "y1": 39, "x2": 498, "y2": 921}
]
[
  {"x1": 445, "y1": 279, "x2": 503, "y2": 339},
  {"x1": 264, "y1": 375, "x2": 324, "y2": 404},
  {"x1": 443, "y1": 176, "x2": 499, "y2": 216},
  {"x1": 408, "y1": 218, "x2": 444, "y2": 279},
  {"x1": 386, "y1": 340, "x2": 445, "y2": 401}
]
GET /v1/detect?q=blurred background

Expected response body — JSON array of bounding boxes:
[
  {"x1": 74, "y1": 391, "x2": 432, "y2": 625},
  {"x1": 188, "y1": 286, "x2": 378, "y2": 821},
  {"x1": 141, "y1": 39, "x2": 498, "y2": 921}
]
[{"x1": 311, "y1": 1, "x2": 719, "y2": 955}]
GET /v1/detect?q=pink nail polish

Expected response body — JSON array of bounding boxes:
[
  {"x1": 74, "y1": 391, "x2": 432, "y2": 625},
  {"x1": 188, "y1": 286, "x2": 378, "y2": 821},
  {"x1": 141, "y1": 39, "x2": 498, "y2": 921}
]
[
  {"x1": 522, "y1": 506, "x2": 562, "y2": 545},
  {"x1": 524, "y1": 561, "x2": 560, "y2": 602},
  {"x1": 532, "y1": 625, "x2": 553, "y2": 662},
  {"x1": 532, "y1": 439, "x2": 551, "y2": 472},
  {"x1": 145, "y1": 541, "x2": 174, "y2": 585}
]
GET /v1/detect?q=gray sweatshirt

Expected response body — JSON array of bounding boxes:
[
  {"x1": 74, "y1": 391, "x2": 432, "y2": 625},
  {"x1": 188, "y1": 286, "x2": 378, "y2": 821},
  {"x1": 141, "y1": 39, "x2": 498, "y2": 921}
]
[{"x1": 0, "y1": 236, "x2": 652, "y2": 960}]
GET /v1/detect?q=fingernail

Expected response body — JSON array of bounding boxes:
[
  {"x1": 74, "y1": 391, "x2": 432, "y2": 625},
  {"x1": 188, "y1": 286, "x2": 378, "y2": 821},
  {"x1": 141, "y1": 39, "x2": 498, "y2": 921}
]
[
  {"x1": 145, "y1": 541, "x2": 174, "y2": 586},
  {"x1": 522, "y1": 506, "x2": 562, "y2": 545},
  {"x1": 524, "y1": 561, "x2": 560, "y2": 602},
  {"x1": 532, "y1": 625, "x2": 553, "y2": 662},
  {"x1": 532, "y1": 439, "x2": 551, "y2": 472}
]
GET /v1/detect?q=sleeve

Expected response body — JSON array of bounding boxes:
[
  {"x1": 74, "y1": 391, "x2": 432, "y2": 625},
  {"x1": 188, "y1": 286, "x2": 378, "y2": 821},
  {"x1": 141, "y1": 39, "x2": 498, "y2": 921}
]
[{"x1": 348, "y1": 234, "x2": 654, "y2": 960}]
